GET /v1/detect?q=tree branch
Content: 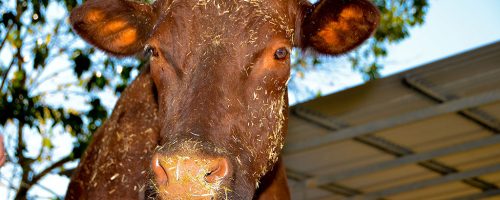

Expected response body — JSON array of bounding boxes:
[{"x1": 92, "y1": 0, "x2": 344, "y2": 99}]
[
  {"x1": 0, "y1": 56, "x2": 16, "y2": 93},
  {"x1": 59, "y1": 168, "x2": 76, "y2": 178},
  {"x1": 31, "y1": 68, "x2": 72, "y2": 90},
  {"x1": 1, "y1": 172, "x2": 63, "y2": 200},
  {"x1": 0, "y1": 173, "x2": 18, "y2": 192},
  {"x1": 15, "y1": 120, "x2": 32, "y2": 200},
  {"x1": 14, "y1": 150, "x2": 73, "y2": 199},
  {"x1": 16, "y1": 121, "x2": 25, "y2": 167},
  {"x1": 30, "y1": 182, "x2": 64, "y2": 200},
  {"x1": 0, "y1": 24, "x2": 13, "y2": 52},
  {"x1": 30, "y1": 155, "x2": 74, "y2": 186},
  {"x1": 38, "y1": 89, "x2": 89, "y2": 97}
]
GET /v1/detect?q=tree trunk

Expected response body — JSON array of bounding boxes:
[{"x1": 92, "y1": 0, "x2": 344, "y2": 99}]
[{"x1": 14, "y1": 184, "x2": 30, "y2": 200}]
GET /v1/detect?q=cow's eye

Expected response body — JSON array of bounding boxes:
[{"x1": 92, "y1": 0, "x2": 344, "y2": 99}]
[
  {"x1": 144, "y1": 45, "x2": 158, "y2": 57},
  {"x1": 274, "y1": 48, "x2": 289, "y2": 60}
]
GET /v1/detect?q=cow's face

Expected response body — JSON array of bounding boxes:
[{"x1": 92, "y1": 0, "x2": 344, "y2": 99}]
[{"x1": 70, "y1": 0, "x2": 379, "y2": 199}]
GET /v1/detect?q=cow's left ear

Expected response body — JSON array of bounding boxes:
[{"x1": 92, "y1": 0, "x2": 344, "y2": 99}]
[{"x1": 299, "y1": 0, "x2": 380, "y2": 55}]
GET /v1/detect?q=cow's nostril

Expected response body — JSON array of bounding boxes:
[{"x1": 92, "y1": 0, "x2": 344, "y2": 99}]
[
  {"x1": 152, "y1": 154, "x2": 168, "y2": 185},
  {"x1": 204, "y1": 158, "x2": 229, "y2": 183}
]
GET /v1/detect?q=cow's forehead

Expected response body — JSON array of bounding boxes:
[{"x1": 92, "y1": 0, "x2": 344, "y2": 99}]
[{"x1": 154, "y1": 0, "x2": 299, "y2": 42}]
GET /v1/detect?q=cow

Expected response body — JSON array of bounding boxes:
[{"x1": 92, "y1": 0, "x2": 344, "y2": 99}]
[{"x1": 66, "y1": 0, "x2": 379, "y2": 199}]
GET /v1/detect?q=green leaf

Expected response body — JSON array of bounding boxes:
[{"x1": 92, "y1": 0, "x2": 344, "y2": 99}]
[
  {"x1": 42, "y1": 137, "x2": 53, "y2": 148},
  {"x1": 73, "y1": 52, "x2": 91, "y2": 78},
  {"x1": 64, "y1": 0, "x2": 78, "y2": 12},
  {"x1": 115, "y1": 83, "x2": 127, "y2": 94},
  {"x1": 120, "y1": 66, "x2": 133, "y2": 80},
  {"x1": 1, "y1": 12, "x2": 15, "y2": 26},
  {"x1": 33, "y1": 44, "x2": 48, "y2": 69}
]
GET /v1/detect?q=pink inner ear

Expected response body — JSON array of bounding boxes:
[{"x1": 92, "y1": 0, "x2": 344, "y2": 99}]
[
  {"x1": 111, "y1": 28, "x2": 139, "y2": 48},
  {"x1": 85, "y1": 9, "x2": 104, "y2": 23},
  {"x1": 101, "y1": 20, "x2": 128, "y2": 34}
]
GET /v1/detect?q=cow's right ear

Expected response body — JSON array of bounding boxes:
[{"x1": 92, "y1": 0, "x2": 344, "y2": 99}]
[{"x1": 70, "y1": 0, "x2": 157, "y2": 56}]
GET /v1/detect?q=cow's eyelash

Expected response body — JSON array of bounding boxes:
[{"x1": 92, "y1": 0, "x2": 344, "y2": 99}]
[{"x1": 144, "y1": 45, "x2": 158, "y2": 57}]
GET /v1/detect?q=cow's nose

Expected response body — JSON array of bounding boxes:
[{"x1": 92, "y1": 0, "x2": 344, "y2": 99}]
[{"x1": 151, "y1": 153, "x2": 229, "y2": 188}]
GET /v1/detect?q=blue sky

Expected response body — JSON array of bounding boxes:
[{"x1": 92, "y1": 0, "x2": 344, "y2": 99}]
[
  {"x1": 382, "y1": 0, "x2": 500, "y2": 75},
  {"x1": 1, "y1": 0, "x2": 500, "y2": 199}
]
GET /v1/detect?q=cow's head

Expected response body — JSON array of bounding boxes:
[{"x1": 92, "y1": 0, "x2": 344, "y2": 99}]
[{"x1": 70, "y1": 0, "x2": 379, "y2": 199}]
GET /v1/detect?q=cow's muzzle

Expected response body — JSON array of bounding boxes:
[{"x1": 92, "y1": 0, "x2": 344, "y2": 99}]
[{"x1": 151, "y1": 153, "x2": 230, "y2": 199}]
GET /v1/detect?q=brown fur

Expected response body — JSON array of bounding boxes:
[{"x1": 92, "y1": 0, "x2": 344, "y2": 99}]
[
  {"x1": 66, "y1": 67, "x2": 160, "y2": 199},
  {"x1": 67, "y1": 0, "x2": 379, "y2": 199}
]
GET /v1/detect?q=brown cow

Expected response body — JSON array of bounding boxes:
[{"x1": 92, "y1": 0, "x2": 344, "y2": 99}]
[{"x1": 66, "y1": 0, "x2": 379, "y2": 199}]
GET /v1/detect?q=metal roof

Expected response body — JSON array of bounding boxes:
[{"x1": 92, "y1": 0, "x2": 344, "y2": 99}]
[{"x1": 284, "y1": 41, "x2": 500, "y2": 200}]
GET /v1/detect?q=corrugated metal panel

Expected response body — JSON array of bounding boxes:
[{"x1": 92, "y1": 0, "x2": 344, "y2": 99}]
[{"x1": 285, "y1": 41, "x2": 500, "y2": 199}]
